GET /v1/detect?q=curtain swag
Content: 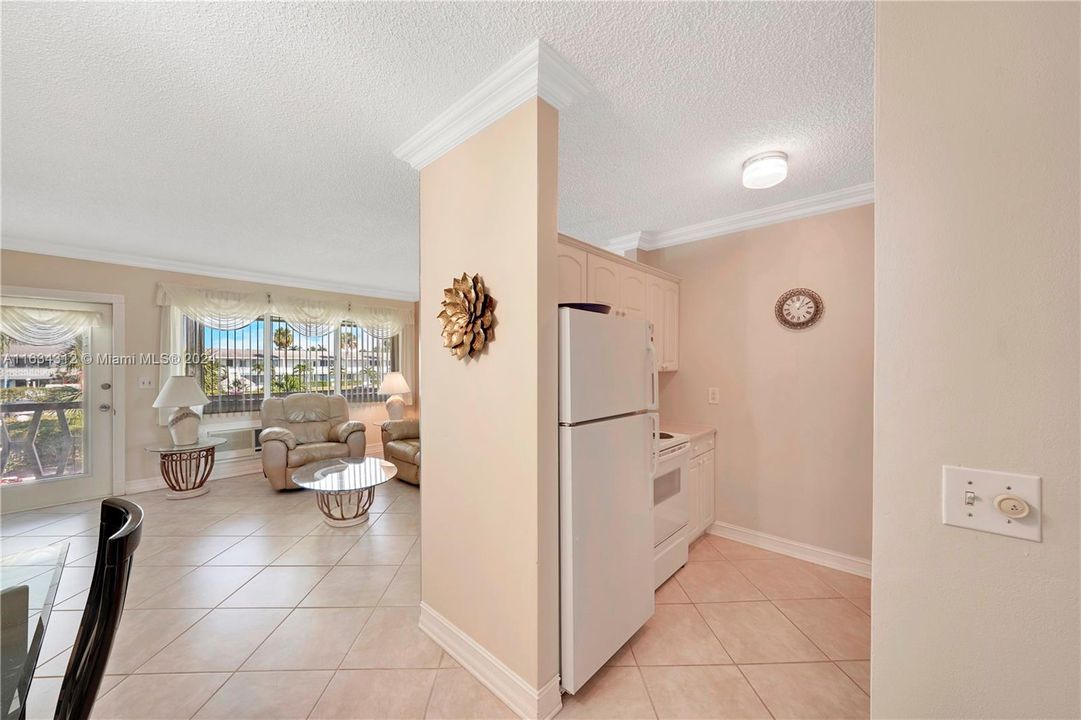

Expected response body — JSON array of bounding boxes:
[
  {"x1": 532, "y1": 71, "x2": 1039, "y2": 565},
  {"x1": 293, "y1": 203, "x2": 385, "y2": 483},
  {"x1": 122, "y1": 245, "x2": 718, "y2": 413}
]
[
  {"x1": 0, "y1": 305, "x2": 103, "y2": 346},
  {"x1": 156, "y1": 283, "x2": 413, "y2": 338},
  {"x1": 155, "y1": 283, "x2": 269, "y2": 331}
]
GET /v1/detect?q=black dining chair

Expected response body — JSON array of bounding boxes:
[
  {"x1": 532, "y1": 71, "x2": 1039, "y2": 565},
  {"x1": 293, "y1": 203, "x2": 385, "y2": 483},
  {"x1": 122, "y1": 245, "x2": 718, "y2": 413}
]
[{"x1": 52, "y1": 498, "x2": 143, "y2": 720}]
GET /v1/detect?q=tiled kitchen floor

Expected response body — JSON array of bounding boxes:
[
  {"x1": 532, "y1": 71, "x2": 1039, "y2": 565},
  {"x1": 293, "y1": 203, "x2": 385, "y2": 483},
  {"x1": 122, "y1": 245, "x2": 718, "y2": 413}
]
[{"x1": 4, "y1": 474, "x2": 870, "y2": 719}]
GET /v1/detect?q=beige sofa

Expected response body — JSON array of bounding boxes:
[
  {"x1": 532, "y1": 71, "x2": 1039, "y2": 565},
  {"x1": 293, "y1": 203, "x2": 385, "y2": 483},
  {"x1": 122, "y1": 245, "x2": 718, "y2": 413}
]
[
  {"x1": 259, "y1": 394, "x2": 366, "y2": 491},
  {"x1": 381, "y1": 419, "x2": 420, "y2": 486}
]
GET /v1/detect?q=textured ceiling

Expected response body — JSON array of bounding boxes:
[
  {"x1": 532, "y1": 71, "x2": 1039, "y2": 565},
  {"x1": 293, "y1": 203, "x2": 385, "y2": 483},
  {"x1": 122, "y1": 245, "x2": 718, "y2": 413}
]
[{"x1": 1, "y1": 2, "x2": 873, "y2": 299}]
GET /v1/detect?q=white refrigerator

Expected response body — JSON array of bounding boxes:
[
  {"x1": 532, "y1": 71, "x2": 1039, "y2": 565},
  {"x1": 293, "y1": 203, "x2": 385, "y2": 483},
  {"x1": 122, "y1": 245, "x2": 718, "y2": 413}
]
[{"x1": 559, "y1": 306, "x2": 658, "y2": 694}]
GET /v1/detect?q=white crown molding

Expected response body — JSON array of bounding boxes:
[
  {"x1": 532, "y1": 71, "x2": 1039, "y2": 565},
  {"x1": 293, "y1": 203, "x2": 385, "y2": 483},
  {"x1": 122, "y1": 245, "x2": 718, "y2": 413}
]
[
  {"x1": 606, "y1": 232, "x2": 646, "y2": 253},
  {"x1": 420, "y1": 602, "x2": 562, "y2": 720},
  {"x1": 605, "y1": 182, "x2": 874, "y2": 253},
  {"x1": 1, "y1": 236, "x2": 419, "y2": 302},
  {"x1": 394, "y1": 39, "x2": 590, "y2": 171}
]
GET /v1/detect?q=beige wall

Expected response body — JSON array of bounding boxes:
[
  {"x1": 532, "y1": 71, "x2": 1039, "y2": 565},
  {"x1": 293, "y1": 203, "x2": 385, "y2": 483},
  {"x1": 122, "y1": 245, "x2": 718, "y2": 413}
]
[
  {"x1": 419, "y1": 99, "x2": 560, "y2": 690},
  {"x1": 874, "y1": 3, "x2": 1080, "y2": 717},
  {"x1": 643, "y1": 205, "x2": 874, "y2": 559},
  {"x1": 0, "y1": 249, "x2": 417, "y2": 484}
]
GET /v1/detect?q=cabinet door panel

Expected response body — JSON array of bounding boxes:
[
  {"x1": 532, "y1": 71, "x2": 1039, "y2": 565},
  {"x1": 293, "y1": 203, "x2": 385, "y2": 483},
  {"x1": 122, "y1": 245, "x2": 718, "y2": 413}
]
[
  {"x1": 587, "y1": 253, "x2": 622, "y2": 308},
  {"x1": 558, "y1": 244, "x2": 588, "y2": 304},
  {"x1": 662, "y1": 279, "x2": 679, "y2": 370},
  {"x1": 699, "y1": 449, "x2": 715, "y2": 531},
  {"x1": 647, "y1": 275, "x2": 666, "y2": 370},
  {"x1": 686, "y1": 458, "x2": 701, "y2": 541},
  {"x1": 619, "y1": 266, "x2": 647, "y2": 320}
]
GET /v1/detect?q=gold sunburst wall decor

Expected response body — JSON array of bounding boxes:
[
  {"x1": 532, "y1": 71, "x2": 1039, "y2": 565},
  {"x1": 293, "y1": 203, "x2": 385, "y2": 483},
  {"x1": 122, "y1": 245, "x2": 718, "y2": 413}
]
[{"x1": 437, "y1": 273, "x2": 497, "y2": 360}]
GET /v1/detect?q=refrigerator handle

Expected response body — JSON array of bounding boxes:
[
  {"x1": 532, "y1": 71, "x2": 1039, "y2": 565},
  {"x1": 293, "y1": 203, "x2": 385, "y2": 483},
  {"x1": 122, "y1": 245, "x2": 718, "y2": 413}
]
[
  {"x1": 646, "y1": 343, "x2": 660, "y2": 411},
  {"x1": 649, "y1": 413, "x2": 660, "y2": 479}
]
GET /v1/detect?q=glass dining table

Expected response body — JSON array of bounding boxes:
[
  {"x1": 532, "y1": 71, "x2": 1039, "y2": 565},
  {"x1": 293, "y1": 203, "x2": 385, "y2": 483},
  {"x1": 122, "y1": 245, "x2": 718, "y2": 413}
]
[{"x1": 1, "y1": 542, "x2": 69, "y2": 720}]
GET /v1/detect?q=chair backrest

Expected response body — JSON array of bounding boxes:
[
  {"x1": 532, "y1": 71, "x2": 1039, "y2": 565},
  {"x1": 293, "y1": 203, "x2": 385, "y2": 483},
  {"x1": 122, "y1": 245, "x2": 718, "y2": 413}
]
[
  {"x1": 260, "y1": 394, "x2": 350, "y2": 445},
  {"x1": 54, "y1": 498, "x2": 143, "y2": 720}
]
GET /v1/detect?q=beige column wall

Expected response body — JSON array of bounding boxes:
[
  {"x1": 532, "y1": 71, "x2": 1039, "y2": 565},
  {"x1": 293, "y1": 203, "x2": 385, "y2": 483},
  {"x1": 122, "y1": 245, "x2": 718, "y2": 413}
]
[
  {"x1": 642, "y1": 205, "x2": 875, "y2": 560},
  {"x1": 874, "y1": 3, "x2": 1080, "y2": 717},
  {"x1": 418, "y1": 98, "x2": 560, "y2": 689}
]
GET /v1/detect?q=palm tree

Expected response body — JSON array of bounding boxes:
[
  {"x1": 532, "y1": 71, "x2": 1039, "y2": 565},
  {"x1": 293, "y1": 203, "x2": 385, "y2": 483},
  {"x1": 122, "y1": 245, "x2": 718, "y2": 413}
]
[{"x1": 273, "y1": 327, "x2": 293, "y2": 351}]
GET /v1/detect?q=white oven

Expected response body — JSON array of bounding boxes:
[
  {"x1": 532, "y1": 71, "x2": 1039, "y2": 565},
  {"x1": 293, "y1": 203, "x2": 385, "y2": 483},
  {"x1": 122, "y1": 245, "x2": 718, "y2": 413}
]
[{"x1": 653, "y1": 432, "x2": 690, "y2": 588}]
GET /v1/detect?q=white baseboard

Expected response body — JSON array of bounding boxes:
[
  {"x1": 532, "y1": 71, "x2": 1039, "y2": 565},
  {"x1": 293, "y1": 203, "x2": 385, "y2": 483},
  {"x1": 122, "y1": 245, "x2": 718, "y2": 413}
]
[
  {"x1": 124, "y1": 457, "x2": 263, "y2": 496},
  {"x1": 419, "y1": 602, "x2": 562, "y2": 720},
  {"x1": 708, "y1": 520, "x2": 871, "y2": 578}
]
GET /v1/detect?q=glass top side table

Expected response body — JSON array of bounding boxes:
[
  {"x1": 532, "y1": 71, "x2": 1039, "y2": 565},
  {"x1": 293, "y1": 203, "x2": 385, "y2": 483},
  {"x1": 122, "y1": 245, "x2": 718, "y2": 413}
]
[
  {"x1": 144, "y1": 437, "x2": 227, "y2": 499},
  {"x1": 292, "y1": 457, "x2": 397, "y2": 527}
]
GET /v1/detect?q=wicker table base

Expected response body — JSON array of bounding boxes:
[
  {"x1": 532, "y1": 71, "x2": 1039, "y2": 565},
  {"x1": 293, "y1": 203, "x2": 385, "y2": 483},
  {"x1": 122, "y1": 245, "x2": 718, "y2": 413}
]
[
  {"x1": 145, "y1": 438, "x2": 227, "y2": 500},
  {"x1": 293, "y1": 457, "x2": 397, "y2": 527},
  {"x1": 315, "y1": 488, "x2": 376, "y2": 527}
]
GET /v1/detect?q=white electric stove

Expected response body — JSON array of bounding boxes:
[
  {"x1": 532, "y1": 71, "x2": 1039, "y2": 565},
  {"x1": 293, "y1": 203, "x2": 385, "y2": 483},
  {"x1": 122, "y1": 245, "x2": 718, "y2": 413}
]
[{"x1": 653, "y1": 430, "x2": 691, "y2": 587}]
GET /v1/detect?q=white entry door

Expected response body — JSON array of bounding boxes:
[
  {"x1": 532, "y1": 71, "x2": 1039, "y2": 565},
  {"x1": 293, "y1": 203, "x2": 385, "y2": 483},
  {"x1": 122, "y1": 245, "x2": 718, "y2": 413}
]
[{"x1": 1, "y1": 297, "x2": 114, "y2": 512}]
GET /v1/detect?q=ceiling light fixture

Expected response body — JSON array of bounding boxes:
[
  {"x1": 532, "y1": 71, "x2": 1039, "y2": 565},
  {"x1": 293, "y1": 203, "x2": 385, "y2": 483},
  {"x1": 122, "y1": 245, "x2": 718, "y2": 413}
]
[{"x1": 741, "y1": 151, "x2": 788, "y2": 189}]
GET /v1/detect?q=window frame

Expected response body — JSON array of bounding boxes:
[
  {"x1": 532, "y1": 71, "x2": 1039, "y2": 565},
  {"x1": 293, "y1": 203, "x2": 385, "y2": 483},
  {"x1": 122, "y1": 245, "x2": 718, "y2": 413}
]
[{"x1": 183, "y1": 310, "x2": 402, "y2": 417}]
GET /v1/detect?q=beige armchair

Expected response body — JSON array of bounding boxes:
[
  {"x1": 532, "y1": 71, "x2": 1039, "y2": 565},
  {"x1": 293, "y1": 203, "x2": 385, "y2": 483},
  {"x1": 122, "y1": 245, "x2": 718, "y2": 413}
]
[
  {"x1": 259, "y1": 393, "x2": 366, "y2": 491},
  {"x1": 381, "y1": 419, "x2": 420, "y2": 486}
]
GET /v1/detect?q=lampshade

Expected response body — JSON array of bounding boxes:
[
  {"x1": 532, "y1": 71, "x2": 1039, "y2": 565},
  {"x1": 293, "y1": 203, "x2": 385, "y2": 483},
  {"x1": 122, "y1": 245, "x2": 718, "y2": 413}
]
[
  {"x1": 153, "y1": 375, "x2": 210, "y2": 408},
  {"x1": 378, "y1": 371, "x2": 411, "y2": 396}
]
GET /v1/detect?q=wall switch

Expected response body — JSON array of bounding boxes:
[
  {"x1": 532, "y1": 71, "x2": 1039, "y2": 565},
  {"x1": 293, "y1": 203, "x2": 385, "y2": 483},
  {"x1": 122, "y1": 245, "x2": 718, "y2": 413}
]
[
  {"x1": 707, "y1": 387, "x2": 720, "y2": 405},
  {"x1": 138, "y1": 377, "x2": 155, "y2": 389},
  {"x1": 942, "y1": 465, "x2": 1041, "y2": 542}
]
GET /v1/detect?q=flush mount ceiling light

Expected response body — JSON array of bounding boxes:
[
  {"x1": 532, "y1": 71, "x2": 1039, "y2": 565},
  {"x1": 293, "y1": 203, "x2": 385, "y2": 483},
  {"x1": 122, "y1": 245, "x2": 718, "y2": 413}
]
[{"x1": 741, "y1": 151, "x2": 789, "y2": 189}]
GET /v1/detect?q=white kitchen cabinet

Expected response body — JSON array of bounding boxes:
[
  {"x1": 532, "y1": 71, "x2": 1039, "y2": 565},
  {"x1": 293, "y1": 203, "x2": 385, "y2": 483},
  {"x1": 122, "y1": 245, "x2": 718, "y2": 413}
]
[
  {"x1": 686, "y1": 455, "x2": 701, "y2": 542},
  {"x1": 661, "y1": 278, "x2": 679, "y2": 371},
  {"x1": 619, "y1": 266, "x2": 647, "y2": 320},
  {"x1": 686, "y1": 432, "x2": 716, "y2": 541},
  {"x1": 586, "y1": 253, "x2": 621, "y2": 308},
  {"x1": 647, "y1": 275, "x2": 666, "y2": 364},
  {"x1": 559, "y1": 234, "x2": 680, "y2": 369},
  {"x1": 648, "y1": 275, "x2": 679, "y2": 371},
  {"x1": 558, "y1": 244, "x2": 588, "y2": 304},
  {"x1": 698, "y1": 449, "x2": 715, "y2": 534}
]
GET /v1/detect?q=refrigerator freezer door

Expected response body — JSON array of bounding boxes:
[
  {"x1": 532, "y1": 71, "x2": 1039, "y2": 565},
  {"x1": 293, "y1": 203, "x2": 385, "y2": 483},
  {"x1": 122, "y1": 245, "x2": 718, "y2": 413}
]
[
  {"x1": 559, "y1": 307, "x2": 654, "y2": 425},
  {"x1": 560, "y1": 413, "x2": 655, "y2": 693}
]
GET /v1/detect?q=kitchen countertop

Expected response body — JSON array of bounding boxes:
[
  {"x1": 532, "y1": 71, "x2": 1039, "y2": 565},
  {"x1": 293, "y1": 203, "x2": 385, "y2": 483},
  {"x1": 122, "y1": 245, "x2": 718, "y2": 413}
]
[{"x1": 661, "y1": 422, "x2": 715, "y2": 441}]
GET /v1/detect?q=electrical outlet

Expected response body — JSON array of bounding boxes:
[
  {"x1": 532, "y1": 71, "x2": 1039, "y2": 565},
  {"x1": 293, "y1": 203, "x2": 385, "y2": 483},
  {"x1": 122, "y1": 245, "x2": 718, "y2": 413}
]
[
  {"x1": 138, "y1": 377, "x2": 155, "y2": 389},
  {"x1": 707, "y1": 387, "x2": 720, "y2": 405}
]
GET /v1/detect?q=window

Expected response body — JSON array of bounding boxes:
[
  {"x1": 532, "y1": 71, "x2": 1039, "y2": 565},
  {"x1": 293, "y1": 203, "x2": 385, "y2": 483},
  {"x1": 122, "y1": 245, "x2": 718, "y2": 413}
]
[{"x1": 182, "y1": 312, "x2": 402, "y2": 416}]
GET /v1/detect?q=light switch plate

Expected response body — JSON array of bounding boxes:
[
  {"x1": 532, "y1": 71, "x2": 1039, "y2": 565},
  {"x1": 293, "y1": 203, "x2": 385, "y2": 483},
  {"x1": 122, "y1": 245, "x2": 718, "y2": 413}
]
[{"x1": 942, "y1": 465, "x2": 1041, "y2": 542}]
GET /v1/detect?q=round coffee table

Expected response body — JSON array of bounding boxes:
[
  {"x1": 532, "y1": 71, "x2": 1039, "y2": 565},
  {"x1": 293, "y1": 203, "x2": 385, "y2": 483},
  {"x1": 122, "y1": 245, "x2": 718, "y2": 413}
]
[
  {"x1": 292, "y1": 457, "x2": 397, "y2": 527},
  {"x1": 144, "y1": 437, "x2": 228, "y2": 499}
]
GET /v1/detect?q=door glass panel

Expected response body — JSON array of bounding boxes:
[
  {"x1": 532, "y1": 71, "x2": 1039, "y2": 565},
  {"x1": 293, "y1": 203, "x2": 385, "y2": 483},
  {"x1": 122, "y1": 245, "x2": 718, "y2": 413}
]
[{"x1": 1, "y1": 330, "x2": 90, "y2": 485}]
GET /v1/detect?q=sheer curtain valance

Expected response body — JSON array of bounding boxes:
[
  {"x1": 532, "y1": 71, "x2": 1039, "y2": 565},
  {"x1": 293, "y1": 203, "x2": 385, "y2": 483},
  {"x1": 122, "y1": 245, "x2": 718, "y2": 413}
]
[
  {"x1": 274, "y1": 296, "x2": 349, "y2": 338},
  {"x1": 347, "y1": 305, "x2": 413, "y2": 339},
  {"x1": 155, "y1": 283, "x2": 413, "y2": 338},
  {"x1": 156, "y1": 283, "x2": 269, "y2": 331},
  {"x1": 0, "y1": 305, "x2": 102, "y2": 346}
]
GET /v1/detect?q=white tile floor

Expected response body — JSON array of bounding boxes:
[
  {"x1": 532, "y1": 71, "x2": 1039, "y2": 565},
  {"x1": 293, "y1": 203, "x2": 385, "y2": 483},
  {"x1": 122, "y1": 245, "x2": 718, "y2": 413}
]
[{"x1": 3, "y1": 473, "x2": 870, "y2": 719}]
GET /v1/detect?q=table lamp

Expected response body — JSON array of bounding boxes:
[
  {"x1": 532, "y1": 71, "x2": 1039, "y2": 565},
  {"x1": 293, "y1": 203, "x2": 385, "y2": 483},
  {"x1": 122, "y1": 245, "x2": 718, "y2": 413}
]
[
  {"x1": 378, "y1": 372, "x2": 411, "y2": 421},
  {"x1": 153, "y1": 376, "x2": 210, "y2": 445}
]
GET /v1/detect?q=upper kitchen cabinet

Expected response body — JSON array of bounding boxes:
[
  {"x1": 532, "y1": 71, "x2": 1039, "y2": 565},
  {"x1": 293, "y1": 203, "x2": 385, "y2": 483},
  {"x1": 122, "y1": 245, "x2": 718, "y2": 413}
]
[
  {"x1": 661, "y1": 277, "x2": 679, "y2": 370},
  {"x1": 558, "y1": 234, "x2": 680, "y2": 372},
  {"x1": 586, "y1": 253, "x2": 621, "y2": 308},
  {"x1": 619, "y1": 266, "x2": 647, "y2": 320},
  {"x1": 557, "y1": 243, "x2": 588, "y2": 303}
]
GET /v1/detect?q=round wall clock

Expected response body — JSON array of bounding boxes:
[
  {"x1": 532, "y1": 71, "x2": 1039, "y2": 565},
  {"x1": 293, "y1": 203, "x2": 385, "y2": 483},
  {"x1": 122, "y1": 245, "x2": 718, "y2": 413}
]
[{"x1": 775, "y1": 288, "x2": 823, "y2": 330}]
